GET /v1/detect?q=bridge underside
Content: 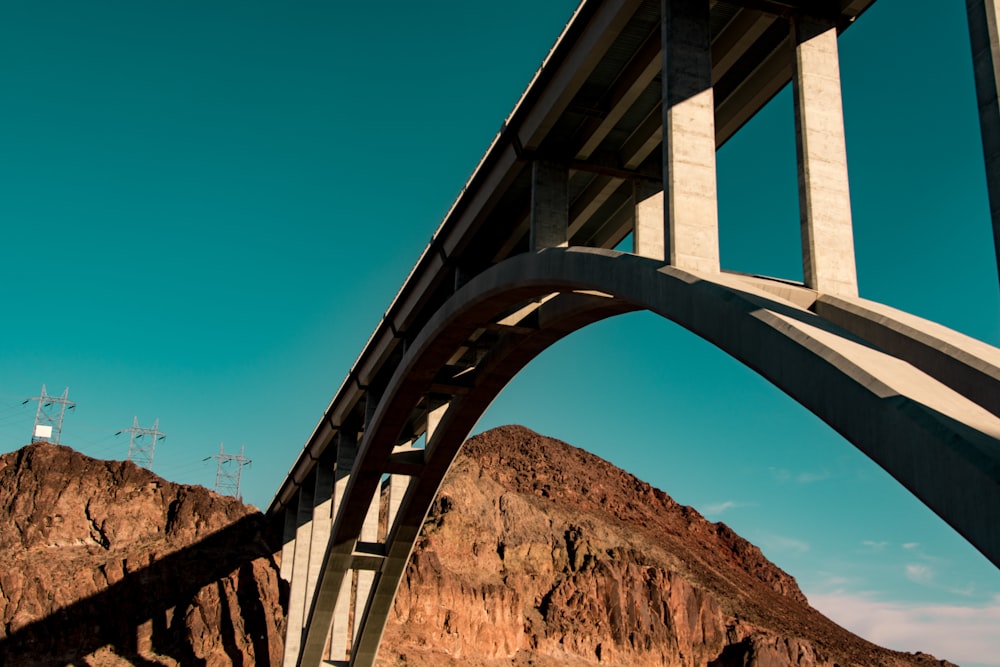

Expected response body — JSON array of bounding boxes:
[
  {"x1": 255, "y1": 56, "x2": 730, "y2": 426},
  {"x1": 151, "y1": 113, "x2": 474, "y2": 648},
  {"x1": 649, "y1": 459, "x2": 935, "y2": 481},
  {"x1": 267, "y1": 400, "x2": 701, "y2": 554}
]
[
  {"x1": 288, "y1": 250, "x2": 1000, "y2": 667},
  {"x1": 270, "y1": 0, "x2": 1000, "y2": 665}
]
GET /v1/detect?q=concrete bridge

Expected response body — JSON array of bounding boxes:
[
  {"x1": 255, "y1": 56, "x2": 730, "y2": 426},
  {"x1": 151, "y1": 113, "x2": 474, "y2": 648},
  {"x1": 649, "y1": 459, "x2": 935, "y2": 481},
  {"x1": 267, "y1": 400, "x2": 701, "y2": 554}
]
[{"x1": 269, "y1": 1, "x2": 1000, "y2": 664}]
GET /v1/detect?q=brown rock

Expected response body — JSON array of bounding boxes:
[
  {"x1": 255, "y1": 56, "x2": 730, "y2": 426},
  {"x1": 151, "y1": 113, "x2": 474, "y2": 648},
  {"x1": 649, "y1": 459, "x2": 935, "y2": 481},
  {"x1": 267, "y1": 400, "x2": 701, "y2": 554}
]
[
  {"x1": 378, "y1": 425, "x2": 955, "y2": 667},
  {"x1": 0, "y1": 427, "x2": 959, "y2": 667},
  {"x1": 0, "y1": 441, "x2": 287, "y2": 666}
]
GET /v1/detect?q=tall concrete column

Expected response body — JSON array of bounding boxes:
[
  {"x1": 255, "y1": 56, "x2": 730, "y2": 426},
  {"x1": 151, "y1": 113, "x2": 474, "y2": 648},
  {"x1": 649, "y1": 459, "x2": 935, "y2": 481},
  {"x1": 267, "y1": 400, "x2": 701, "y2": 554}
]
[
  {"x1": 426, "y1": 402, "x2": 447, "y2": 443},
  {"x1": 386, "y1": 449, "x2": 412, "y2": 535},
  {"x1": 327, "y1": 575, "x2": 352, "y2": 661},
  {"x1": 352, "y1": 491, "x2": 380, "y2": 655},
  {"x1": 662, "y1": 0, "x2": 720, "y2": 272},
  {"x1": 282, "y1": 472, "x2": 315, "y2": 667},
  {"x1": 530, "y1": 160, "x2": 569, "y2": 250},
  {"x1": 328, "y1": 430, "x2": 359, "y2": 662},
  {"x1": 279, "y1": 502, "x2": 297, "y2": 583},
  {"x1": 304, "y1": 450, "x2": 335, "y2": 617},
  {"x1": 634, "y1": 179, "x2": 665, "y2": 260},
  {"x1": 363, "y1": 390, "x2": 380, "y2": 432},
  {"x1": 966, "y1": 0, "x2": 1000, "y2": 285},
  {"x1": 793, "y1": 15, "x2": 858, "y2": 296}
]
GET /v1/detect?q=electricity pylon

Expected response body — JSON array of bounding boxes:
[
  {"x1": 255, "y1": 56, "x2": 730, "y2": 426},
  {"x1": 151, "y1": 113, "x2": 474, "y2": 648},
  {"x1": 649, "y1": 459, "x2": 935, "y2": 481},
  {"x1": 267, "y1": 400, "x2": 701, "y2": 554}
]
[
  {"x1": 207, "y1": 443, "x2": 251, "y2": 500},
  {"x1": 118, "y1": 417, "x2": 166, "y2": 470},
  {"x1": 24, "y1": 385, "x2": 75, "y2": 444}
]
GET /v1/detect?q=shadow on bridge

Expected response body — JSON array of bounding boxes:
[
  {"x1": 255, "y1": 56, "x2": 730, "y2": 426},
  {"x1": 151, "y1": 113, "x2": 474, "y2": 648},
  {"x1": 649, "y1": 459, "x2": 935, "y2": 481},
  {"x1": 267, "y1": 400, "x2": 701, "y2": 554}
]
[{"x1": 0, "y1": 513, "x2": 288, "y2": 666}]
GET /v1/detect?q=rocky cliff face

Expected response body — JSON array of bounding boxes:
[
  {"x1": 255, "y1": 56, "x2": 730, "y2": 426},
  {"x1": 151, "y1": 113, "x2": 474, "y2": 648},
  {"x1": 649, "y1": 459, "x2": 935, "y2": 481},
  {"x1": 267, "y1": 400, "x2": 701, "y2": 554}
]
[
  {"x1": 0, "y1": 441, "x2": 286, "y2": 666},
  {"x1": 379, "y1": 425, "x2": 953, "y2": 667},
  {"x1": 0, "y1": 427, "x2": 954, "y2": 667}
]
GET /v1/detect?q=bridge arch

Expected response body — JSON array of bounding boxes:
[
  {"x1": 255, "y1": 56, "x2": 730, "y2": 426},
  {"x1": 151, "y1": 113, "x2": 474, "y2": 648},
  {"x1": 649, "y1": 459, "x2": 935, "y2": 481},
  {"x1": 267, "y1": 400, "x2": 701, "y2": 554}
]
[{"x1": 300, "y1": 246, "x2": 1000, "y2": 666}]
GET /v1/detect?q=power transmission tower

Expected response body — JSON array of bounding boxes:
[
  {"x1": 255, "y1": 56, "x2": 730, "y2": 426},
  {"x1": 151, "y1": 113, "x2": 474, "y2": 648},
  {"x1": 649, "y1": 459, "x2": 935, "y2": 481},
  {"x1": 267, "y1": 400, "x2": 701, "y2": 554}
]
[
  {"x1": 24, "y1": 385, "x2": 75, "y2": 444},
  {"x1": 118, "y1": 417, "x2": 166, "y2": 470},
  {"x1": 207, "y1": 443, "x2": 251, "y2": 500}
]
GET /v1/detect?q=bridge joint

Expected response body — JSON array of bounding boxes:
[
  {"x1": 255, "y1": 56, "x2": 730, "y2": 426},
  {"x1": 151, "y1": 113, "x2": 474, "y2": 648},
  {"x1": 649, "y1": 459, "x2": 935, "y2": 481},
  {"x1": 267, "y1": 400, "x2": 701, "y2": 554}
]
[
  {"x1": 429, "y1": 365, "x2": 477, "y2": 396},
  {"x1": 352, "y1": 541, "x2": 387, "y2": 571},
  {"x1": 386, "y1": 448, "x2": 425, "y2": 476},
  {"x1": 518, "y1": 147, "x2": 662, "y2": 184},
  {"x1": 726, "y1": 0, "x2": 841, "y2": 21}
]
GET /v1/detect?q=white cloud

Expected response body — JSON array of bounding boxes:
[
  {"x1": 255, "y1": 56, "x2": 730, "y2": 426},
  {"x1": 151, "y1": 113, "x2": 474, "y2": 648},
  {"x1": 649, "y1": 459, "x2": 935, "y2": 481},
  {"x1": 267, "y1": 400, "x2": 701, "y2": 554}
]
[
  {"x1": 758, "y1": 533, "x2": 810, "y2": 556},
  {"x1": 862, "y1": 540, "x2": 888, "y2": 551},
  {"x1": 701, "y1": 500, "x2": 752, "y2": 517},
  {"x1": 902, "y1": 542, "x2": 920, "y2": 550},
  {"x1": 769, "y1": 467, "x2": 791, "y2": 482},
  {"x1": 795, "y1": 470, "x2": 830, "y2": 483},
  {"x1": 905, "y1": 563, "x2": 934, "y2": 585},
  {"x1": 768, "y1": 467, "x2": 830, "y2": 484},
  {"x1": 814, "y1": 571, "x2": 853, "y2": 589},
  {"x1": 807, "y1": 591, "x2": 1000, "y2": 666}
]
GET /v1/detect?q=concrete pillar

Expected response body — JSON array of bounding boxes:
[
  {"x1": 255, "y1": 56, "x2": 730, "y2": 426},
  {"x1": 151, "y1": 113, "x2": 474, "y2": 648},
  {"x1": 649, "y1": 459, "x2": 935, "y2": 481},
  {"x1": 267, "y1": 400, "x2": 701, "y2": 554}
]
[
  {"x1": 662, "y1": 0, "x2": 720, "y2": 273},
  {"x1": 281, "y1": 473, "x2": 315, "y2": 667},
  {"x1": 633, "y1": 179, "x2": 665, "y2": 260},
  {"x1": 304, "y1": 450, "x2": 335, "y2": 617},
  {"x1": 386, "y1": 457, "x2": 411, "y2": 534},
  {"x1": 352, "y1": 491, "x2": 380, "y2": 655},
  {"x1": 333, "y1": 431, "x2": 359, "y2": 515},
  {"x1": 328, "y1": 430, "x2": 359, "y2": 662},
  {"x1": 966, "y1": 0, "x2": 1000, "y2": 286},
  {"x1": 530, "y1": 160, "x2": 569, "y2": 250},
  {"x1": 327, "y1": 572, "x2": 352, "y2": 661},
  {"x1": 793, "y1": 15, "x2": 858, "y2": 296},
  {"x1": 279, "y1": 502, "x2": 297, "y2": 583},
  {"x1": 426, "y1": 402, "x2": 447, "y2": 442},
  {"x1": 364, "y1": 390, "x2": 379, "y2": 431}
]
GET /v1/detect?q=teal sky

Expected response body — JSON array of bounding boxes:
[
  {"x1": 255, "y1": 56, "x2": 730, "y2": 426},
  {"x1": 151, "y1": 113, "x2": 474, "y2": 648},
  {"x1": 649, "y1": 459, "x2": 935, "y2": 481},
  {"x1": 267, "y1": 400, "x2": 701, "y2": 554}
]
[{"x1": 1, "y1": 1, "x2": 999, "y2": 663}]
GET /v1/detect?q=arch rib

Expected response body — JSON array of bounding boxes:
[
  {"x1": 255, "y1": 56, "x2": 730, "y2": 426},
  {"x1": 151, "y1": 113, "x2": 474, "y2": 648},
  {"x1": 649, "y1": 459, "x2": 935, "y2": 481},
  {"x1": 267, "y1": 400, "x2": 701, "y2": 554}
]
[{"x1": 299, "y1": 247, "x2": 1000, "y2": 667}]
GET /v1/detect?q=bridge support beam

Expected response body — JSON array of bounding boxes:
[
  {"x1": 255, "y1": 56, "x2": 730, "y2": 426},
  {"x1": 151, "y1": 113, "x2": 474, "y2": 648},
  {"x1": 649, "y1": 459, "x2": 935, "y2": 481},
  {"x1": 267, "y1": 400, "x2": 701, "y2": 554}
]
[
  {"x1": 386, "y1": 462, "x2": 410, "y2": 536},
  {"x1": 347, "y1": 403, "x2": 444, "y2": 664},
  {"x1": 634, "y1": 179, "x2": 665, "y2": 260},
  {"x1": 305, "y1": 450, "x2": 335, "y2": 620},
  {"x1": 966, "y1": 0, "x2": 1000, "y2": 286},
  {"x1": 792, "y1": 15, "x2": 858, "y2": 296},
  {"x1": 279, "y1": 500, "x2": 297, "y2": 582},
  {"x1": 530, "y1": 160, "x2": 569, "y2": 250},
  {"x1": 660, "y1": 0, "x2": 720, "y2": 272},
  {"x1": 353, "y1": 491, "x2": 380, "y2": 655},
  {"x1": 327, "y1": 430, "x2": 359, "y2": 662},
  {"x1": 282, "y1": 471, "x2": 315, "y2": 666}
]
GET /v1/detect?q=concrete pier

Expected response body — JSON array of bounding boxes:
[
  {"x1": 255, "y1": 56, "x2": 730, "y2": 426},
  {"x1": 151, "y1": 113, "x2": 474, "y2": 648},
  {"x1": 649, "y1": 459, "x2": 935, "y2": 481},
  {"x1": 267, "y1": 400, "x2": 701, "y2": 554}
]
[
  {"x1": 279, "y1": 501, "x2": 297, "y2": 582},
  {"x1": 353, "y1": 493, "x2": 380, "y2": 656},
  {"x1": 633, "y1": 179, "x2": 664, "y2": 260},
  {"x1": 530, "y1": 160, "x2": 569, "y2": 250},
  {"x1": 327, "y1": 430, "x2": 359, "y2": 661},
  {"x1": 793, "y1": 15, "x2": 858, "y2": 296},
  {"x1": 661, "y1": 0, "x2": 719, "y2": 272},
  {"x1": 282, "y1": 471, "x2": 315, "y2": 666},
  {"x1": 305, "y1": 452, "x2": 335, "y2": 613}
]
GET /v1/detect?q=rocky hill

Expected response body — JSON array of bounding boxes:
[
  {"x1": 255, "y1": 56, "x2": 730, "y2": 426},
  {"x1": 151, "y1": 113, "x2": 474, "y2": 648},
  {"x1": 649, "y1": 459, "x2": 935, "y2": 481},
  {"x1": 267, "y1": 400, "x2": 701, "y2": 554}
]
[
  {"x1": 0, "y1": 441, "x2": 286, "y2": 665},
  {"x1": 0, "y1": 427, "x2": 955, "y2": 666},
  {"x1": 379, "y1": 425, "x2": 953, "y2": 666}
]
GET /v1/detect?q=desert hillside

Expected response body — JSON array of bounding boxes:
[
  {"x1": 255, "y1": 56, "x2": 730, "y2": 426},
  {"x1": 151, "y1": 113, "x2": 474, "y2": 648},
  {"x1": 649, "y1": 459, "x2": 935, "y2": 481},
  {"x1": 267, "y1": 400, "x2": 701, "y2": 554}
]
[
  {"x1": 0, "y1": 427, "x2": 955, "y2": 666},
  {"x1": 380, "y1": 425, "x2": 954, "y2": 667},
  {"x1": 0, "y1": 441, "x2": 286, "y2": 665}
]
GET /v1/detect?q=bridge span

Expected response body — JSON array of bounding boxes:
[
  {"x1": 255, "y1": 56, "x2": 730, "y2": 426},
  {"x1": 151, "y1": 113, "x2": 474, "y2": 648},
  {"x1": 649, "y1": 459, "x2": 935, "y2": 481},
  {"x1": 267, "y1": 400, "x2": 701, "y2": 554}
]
[{"x1": 270, "y1": 1, "x2": 1000, "y2": 665}]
